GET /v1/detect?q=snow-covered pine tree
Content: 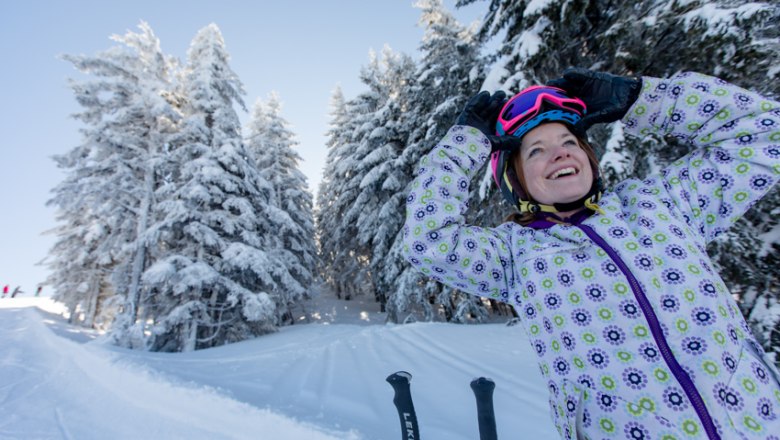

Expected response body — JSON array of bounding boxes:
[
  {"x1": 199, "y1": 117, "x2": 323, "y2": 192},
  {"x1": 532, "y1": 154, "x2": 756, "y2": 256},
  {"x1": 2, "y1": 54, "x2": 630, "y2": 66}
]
[
  {"x1": 245, "y1": 93, "x2": 317, "y2": 323},
  {"x1": 407, "y1": 0, "x2": 485, "y2": 151},
  {"x1": 44, "y1": 199, "x2": 114, "y2": 328},
  {"x1": 385, "y1": 0, "x2": 489, "y2": 323},
  {"x1": 316, "y1": 87, "x2": 352, "y2": 299},
  {"x1": 54, "y1": 22, "x2": 180, "y2": 345},
  {"x1": 47, "y1": 131, "x2": 113, "y2": 327},
  {"x1": 317, "y1": 53, "x2": 387, "y2": 303},
  {"x1": 457, "y1": 0, "x2": 780, "y2": 359},
  {"x1": 349, "y1": 47, "x2": 417, "y2": 313},
  {"x1": 143, "y1": 24, "x2": 278, "y2": 352}
]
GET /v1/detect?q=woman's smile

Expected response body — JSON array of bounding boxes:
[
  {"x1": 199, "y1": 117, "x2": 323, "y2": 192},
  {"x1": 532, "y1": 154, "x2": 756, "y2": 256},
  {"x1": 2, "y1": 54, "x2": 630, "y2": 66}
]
[{"x1": 547, "y1": 166, "x2": 579, "y2": 180}]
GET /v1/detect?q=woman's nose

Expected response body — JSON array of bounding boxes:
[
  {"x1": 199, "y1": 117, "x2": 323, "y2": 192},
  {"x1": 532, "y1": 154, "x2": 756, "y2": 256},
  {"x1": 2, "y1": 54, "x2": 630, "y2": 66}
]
[{"x1": 551, "y1": 145, "x2": 570, "y2": 161}]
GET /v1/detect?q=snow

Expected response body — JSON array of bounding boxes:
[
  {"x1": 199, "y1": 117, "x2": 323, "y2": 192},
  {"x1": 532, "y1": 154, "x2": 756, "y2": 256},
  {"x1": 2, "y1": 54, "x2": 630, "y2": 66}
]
[
  {"x1": 682, "y1": 3, "x2": 768, "y2": 38},
  {"x1": 600, "y1": 122, "x2": 628, "y2": 177},
  {"x1": 0, "y1": 294, "x2": 557, "y2": 440},
  {"x1": 480, "y1": 59, "x2": 511, "y2": 92},
  {"x1": 758, "y1": 217, "x2": 780, "y2": 257},
  {"x1": 515, "y1": 17, "x2": 550, "y2": 60},
  {"x1": 524, "y1": 0, "x2": 556, "y2": 17}
]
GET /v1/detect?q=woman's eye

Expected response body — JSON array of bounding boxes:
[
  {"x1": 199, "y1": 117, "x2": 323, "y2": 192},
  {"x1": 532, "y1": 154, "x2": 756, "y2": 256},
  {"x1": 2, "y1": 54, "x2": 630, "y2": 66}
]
[
  {"x1": 527, "y1": 148, "x2": 541, "y2": 158},
  {"x1": 563, "y1": 139, "x2": 577, "y2": 147}
]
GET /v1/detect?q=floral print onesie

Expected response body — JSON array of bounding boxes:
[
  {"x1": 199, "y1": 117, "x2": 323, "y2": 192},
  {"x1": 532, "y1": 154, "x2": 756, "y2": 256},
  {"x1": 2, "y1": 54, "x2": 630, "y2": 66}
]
[{"x1": 403, "y1": 72, "x2": 780, "y2": 439}]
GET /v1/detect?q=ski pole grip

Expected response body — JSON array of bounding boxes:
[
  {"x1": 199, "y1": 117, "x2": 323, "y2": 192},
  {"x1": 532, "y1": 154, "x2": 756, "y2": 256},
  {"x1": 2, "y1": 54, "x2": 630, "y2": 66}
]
[
  {"x1": 386, "y1": 371, "x2": 421, "y2": 440},
  {"x1": 470, "y1": 377, "x2": 497, "y2": 440}
]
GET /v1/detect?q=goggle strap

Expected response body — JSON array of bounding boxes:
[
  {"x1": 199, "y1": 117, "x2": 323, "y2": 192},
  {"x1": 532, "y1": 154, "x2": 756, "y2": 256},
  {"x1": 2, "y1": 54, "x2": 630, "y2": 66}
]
[
  {"x1": 499, "y1": 163, "x2": 518, "y2": 208},
  {"x1": 500, "y1": 159, "x2": 529, "y2": 208},
  {"x1": 516, "y1": 187, "x2": 604, "y2": 216},
  {"x1": 583, "y1": 194, "x2": 605, "y2": 215}
]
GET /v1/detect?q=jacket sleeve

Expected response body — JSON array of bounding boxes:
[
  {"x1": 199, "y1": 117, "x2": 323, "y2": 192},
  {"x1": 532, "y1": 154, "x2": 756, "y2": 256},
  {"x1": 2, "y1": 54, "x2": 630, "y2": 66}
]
[
  {"x1": 402, "y1": 125, "x2": 517, "y2": 303},
  {"x1": 623, "y1": 72, "x2": 780, "y2": 244}
]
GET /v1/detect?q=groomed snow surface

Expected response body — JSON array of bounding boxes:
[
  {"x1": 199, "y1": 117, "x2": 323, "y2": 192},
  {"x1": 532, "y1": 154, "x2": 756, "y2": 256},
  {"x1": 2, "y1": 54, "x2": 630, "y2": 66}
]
[{"x1": 0, "y1": 292, "x2": 556, "y2": 440}]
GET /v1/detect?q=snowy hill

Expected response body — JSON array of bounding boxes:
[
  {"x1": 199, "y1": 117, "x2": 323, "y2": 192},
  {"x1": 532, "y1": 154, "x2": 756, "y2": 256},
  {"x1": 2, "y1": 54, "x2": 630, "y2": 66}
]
[{"x1": 0, "y1": 295, "x2": 556, "y2": 440}]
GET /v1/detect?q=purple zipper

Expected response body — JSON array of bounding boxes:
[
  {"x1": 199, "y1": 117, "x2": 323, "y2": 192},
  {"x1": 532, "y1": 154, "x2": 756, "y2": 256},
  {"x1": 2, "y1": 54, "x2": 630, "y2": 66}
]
[{"x1": 578, "y1": 224, "x2": 720, "y2": 440}]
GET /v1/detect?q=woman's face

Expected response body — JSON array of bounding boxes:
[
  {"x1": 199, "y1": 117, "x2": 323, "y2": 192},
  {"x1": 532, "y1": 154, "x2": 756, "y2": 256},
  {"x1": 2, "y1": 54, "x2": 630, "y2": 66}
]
[{"x1": 513, "y1": 122, "x2": 594, "y2": 207}]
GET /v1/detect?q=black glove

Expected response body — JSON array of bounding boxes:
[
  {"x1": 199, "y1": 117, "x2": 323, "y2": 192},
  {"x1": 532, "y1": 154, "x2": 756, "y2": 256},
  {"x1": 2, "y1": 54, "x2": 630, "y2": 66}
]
[
  {"x1": 547, "y1": 68, "x2": 642, "y2": 132},
  {"x1": 457, "y1": 90, "x2": 522, "y2": 152}
]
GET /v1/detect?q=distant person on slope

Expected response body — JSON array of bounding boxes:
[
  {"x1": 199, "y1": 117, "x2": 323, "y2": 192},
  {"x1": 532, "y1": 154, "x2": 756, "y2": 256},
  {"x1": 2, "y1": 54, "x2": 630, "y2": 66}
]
[
  {"x1": 403, "y1": 68, "x2": 780, "y2": 439},
  {"x1": 11, "y1": 286, "x2": 23, "y2": 298}
]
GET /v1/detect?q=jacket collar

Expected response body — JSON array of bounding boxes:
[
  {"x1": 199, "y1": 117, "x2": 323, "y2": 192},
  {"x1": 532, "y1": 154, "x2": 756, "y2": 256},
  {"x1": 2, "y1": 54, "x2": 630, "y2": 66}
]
[{"x1": 527, "y1": 209, "x2": 593, "y2": 229}]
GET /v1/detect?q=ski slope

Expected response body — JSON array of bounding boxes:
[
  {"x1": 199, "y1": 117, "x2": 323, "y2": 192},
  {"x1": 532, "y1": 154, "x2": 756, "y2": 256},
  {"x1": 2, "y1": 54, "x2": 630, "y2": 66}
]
[{"x1": 0, "y1": 296, "x2": 556, "y2": 439}]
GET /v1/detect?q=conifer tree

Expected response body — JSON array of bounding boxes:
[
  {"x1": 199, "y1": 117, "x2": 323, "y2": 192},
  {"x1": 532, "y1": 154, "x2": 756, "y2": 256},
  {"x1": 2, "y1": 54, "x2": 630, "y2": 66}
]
[
  {"x1": 246, "y1": 93, "x2": 317, "y2": 323},
  {"x1": 317, "y1": 87, "x2": 351, "y2": 298},
  {"x1": 352, "y1": 47, "x2": 417, "y2": 312},
  {"x1": 317, "y1": 54, "x2": 387, "y2": 303},
  {"x1": 385, "y1": 0, "x2": 487, "y2": 322},
  {"x1": 143, "y1": 24, "x2": 277, "y2": 351},
  {"x1": 54, "y1": 22, "x2": 180, "y2": 347},
  {"x1": 45, "y1": 199, "x2": 114, "y2": 328}
]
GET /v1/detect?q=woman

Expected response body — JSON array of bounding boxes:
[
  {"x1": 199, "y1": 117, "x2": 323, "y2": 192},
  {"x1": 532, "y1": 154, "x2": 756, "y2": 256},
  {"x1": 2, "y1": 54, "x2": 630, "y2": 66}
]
[{"x1": 402, "y1": 69, "x2": 780, "y2": 440}]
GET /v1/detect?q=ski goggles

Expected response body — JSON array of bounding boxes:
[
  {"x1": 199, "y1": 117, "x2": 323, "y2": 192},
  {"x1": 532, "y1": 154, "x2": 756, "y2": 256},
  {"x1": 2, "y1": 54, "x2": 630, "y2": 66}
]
[{"x1": 496, "y1": 86, "x2": 586, "y2": 136}]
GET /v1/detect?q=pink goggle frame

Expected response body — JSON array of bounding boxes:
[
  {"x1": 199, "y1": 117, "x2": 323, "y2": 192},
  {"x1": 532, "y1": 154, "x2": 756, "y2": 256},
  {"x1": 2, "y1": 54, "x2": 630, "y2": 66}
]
[{"x1": 496, "y1": 85, "x2": 586, "y2": 136}]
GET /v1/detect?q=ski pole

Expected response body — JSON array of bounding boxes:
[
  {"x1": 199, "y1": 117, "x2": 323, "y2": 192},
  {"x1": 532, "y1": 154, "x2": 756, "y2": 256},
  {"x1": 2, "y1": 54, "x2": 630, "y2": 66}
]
[
  {"x1": 386, "y1": 371, "x2": 420, "y2": 440},
  {"x1": 470, "y1": 377, "x2": 497, "y2": 440}
]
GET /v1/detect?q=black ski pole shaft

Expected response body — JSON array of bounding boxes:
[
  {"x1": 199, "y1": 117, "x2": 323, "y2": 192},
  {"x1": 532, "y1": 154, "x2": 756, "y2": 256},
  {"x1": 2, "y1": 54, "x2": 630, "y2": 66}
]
[
  {"x1": 470, "y1": 377, "x2": 497, "y2": 440},
  {"x1": 386, "y1": 371, "x2": 420, "y2": 440}
]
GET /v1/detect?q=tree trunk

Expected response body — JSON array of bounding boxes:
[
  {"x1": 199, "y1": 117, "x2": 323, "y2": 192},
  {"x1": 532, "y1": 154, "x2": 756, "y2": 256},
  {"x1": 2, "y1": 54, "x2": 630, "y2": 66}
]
[
  {"x1": 182, "y1": 319, "x2": 197, "y2": 352},
  {"x1": 83, "y1": 274, "x2": 100, "y2": 328},
  {"x1": 125, "y1": 163, "x2": 154, "y2": 325}
]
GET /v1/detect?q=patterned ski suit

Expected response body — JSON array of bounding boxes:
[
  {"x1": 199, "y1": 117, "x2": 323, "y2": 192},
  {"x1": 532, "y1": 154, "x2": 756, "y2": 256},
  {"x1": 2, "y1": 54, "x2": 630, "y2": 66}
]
[{"x1": 402, "y1": 73, "x2": 780, "y2": 439}]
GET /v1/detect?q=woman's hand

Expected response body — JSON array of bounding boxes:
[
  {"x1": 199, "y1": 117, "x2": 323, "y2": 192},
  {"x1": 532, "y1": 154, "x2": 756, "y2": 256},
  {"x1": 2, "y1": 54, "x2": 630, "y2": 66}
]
[
  {"x1": 457, "y1": 91, "x2": 522, "y2": 152},
  {"x1": 547, "y1": 68, "x2": 642, "y2": 132}
]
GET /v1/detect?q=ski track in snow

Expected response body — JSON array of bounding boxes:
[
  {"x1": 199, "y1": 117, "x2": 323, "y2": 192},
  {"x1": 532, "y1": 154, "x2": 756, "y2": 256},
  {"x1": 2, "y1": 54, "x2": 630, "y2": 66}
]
[
  {"x1": 0, "y1": 303, "x2": 354, "y2": 440},
  {"x1": 0, "y1": 297, "x2": 559, "y2": 439},
  {"x1": 54, "y1": 408, "x2": 74, "y2": 440}
]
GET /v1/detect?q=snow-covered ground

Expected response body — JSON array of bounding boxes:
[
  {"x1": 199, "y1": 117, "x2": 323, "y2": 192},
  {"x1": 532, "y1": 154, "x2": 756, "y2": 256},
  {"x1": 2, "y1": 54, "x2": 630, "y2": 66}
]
[{"x1": 0, "y1": 293, "x2": 556, "y2": 440}]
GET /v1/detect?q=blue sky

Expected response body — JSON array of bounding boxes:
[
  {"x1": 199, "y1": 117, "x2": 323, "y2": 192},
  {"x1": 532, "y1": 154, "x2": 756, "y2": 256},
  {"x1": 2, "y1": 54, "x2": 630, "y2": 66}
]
[{"x1": 0, "y1": 0, "x2": 484, "y2": 297}]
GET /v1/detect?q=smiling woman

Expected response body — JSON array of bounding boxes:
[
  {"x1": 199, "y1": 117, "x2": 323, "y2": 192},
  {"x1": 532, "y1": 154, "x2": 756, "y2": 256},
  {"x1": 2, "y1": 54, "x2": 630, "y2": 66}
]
[
  {"x1": 512, "y1": 123, "x2": 596, "y2": 216},
  {"x1": 402, "y1": 69, "x2": 780, "y2": 439},
  {"x1": 488, "y1": 85, "x2": 604, "y2": 220}
]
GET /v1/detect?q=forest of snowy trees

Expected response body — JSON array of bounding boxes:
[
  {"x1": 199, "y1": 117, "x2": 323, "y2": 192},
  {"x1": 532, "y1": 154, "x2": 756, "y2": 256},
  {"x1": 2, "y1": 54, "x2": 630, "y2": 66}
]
[
  {"x1": 48, "y1": 23, "x2": 316, "y2": 351},
  {"x1": 48, "y1": 0, "x2": 780, "y2": 356}
]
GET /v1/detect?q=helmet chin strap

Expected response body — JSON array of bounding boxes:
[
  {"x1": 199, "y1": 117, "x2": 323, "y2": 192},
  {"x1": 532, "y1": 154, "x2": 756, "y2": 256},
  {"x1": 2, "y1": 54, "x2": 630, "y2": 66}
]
[{"x1": 518, "y1": 178, "x2": 605, "y2": 216}]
